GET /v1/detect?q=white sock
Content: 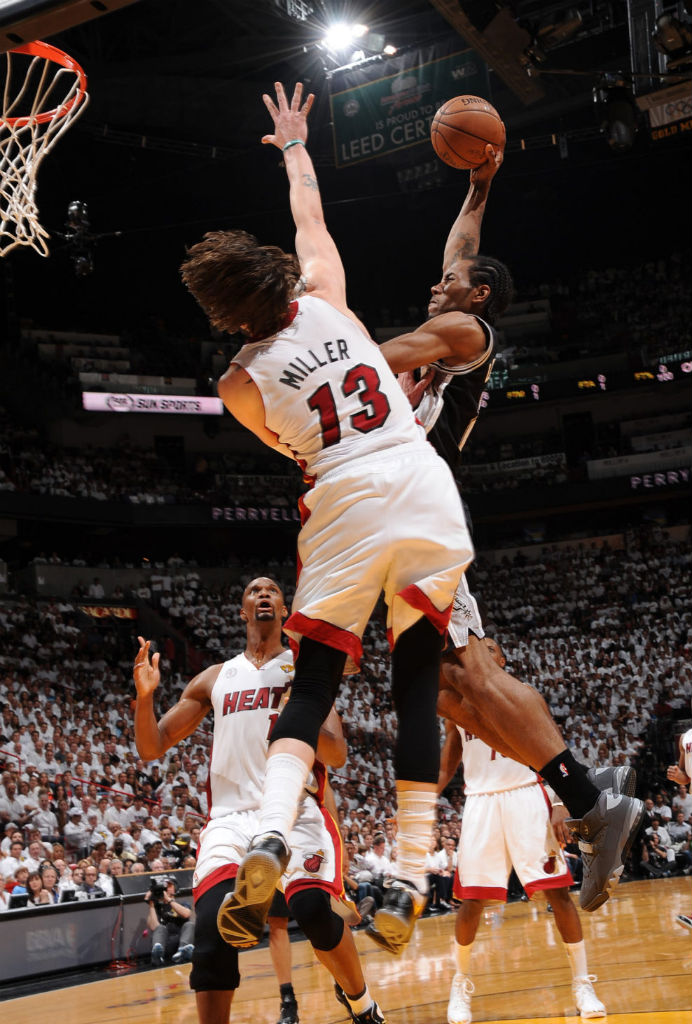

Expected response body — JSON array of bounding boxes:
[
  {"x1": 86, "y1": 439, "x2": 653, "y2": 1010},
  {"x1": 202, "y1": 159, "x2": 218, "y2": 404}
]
[
  {"x1": 395, "y1": 788, "x2": 437, "y2": 895},
  {"x1": 345, "y1": 985, "x2": 373, "y2": 1016},
  {"x1": 564, "y1": 939, "x2": 588, "y2": 980},
  {"x1": 454, "y1": 941, "x2": 473, "y2": 976},
  {"x1": 257, "y1": 752, "x2": 309, "y2": 840}
]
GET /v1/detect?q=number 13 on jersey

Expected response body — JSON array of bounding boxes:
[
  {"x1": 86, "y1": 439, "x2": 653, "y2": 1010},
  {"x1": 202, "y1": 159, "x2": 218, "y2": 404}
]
[{"x1": 307, "y1": 362, "x2": 391, "y2": 448}]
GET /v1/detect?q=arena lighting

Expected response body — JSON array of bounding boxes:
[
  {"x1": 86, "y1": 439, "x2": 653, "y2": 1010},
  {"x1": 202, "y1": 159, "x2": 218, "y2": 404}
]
[
  {"x1": 652, "y1": 12, "x2": 692, "y2": 67},
  {"x1": 593, "y1": 76, "x2": 639, "y2": 151},
  {"x1": 524, "y1": 7, "x2": 584, "y2": 65},
  {"x1": 383, "y1": 44, "x2": 397, "y2": 55},
  {"x1": 321, "y1": 19, "x2": 392, "y2": 59},
  {"x1": 322, "y1": 22, "x2": 358, "y2": 51}
]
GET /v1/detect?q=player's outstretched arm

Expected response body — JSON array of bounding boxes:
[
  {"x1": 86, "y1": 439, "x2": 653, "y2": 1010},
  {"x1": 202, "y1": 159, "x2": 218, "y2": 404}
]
[
  {"x1": 133, "y1": 637, "x2": 215, "y2": 760},
  {"x1": 262, "y1": 81, "x2": 346, "y2": 309},
  {"x1": 442, "y1": 144, "x2": 503, "y2": 273},
  {"x1": 667, "y1": 736, "x2": 691, "y2": 785}
]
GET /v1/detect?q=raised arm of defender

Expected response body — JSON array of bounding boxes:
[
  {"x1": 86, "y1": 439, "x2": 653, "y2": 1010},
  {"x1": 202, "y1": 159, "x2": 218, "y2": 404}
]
[{"x1": 262, "y1": 83, "x2": 348, "y2": 311}]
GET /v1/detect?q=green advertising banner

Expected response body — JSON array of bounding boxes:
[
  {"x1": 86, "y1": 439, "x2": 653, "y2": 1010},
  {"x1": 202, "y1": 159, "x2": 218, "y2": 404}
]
[{"x1": 329, "y1": 47, "x2": 490, "y2": 168}]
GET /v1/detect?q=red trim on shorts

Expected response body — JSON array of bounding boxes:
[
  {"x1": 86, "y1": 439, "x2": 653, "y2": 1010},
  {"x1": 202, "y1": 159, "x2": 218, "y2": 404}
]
[
  {"x1": 193, "y1": 863, "x2": 238, "y2": 903},
  {"x1": 284, "y1": 612, "x2": 363, "y2": 668},
  {"x1": 524, "y1": 869, "x2": 573, "y2": 897},
  {"x1": 397, "y1": 584, "x2": 453, "y2": 634},
  {"x1": 459, "y1": 884, "x2": 508, "y2": 902}
]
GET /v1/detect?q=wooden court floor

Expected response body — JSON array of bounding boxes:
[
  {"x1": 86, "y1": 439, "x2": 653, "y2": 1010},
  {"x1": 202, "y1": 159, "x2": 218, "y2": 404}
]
[{"x1": 4, "y1": 878, "x2": 691, "y2": 1024}]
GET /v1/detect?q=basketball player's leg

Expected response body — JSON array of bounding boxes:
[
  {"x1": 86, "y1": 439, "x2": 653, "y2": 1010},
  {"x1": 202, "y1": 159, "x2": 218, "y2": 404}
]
[
  {"x1": 438, "y1": 660, "x2": 530, "y2": 761},
  {"x1": 289, "y1": 887, "x2": 385, "y2": 1021},
  {"x1": 544, "y1": 888, "x2": 607, "y2": 1018},
  {"x1": 450, "y1": 635, "x2": 570, "y2": 776},
  {"x1": 367, "y1": 615, "x2": 443, "y2": 955},
  {"x1": 190, "y1": 880, "x2": 241, "y2": 1024},
  {"x1": 268, "y1": 891, "x2": 299, "y2": 1024}
]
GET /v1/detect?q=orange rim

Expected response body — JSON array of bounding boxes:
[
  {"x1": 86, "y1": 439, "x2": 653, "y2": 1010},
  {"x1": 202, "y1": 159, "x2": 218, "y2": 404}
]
[{"x1": 4, "y1": 40, "x2": 88, "y2": 127}]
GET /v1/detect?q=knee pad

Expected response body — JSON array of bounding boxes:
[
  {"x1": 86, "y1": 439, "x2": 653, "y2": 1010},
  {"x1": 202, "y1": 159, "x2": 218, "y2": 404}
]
[
  {"x1": 392, "y1": 617, "x2": 442, "y2": 784},
  {"x1": 271, "y1": 638, "x2": 346, "y2": 748},
  {"x1": 189, "y1": 881, "x2": 240, "y2": 992},
  {"x1": 288, "y1": 887, "x2": 344, "y2": 952}
]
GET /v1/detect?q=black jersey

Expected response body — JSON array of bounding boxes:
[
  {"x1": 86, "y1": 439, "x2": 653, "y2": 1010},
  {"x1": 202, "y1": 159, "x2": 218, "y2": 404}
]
[{"x1": 416, "y1": 315, "x2": 495, "y2": 475}]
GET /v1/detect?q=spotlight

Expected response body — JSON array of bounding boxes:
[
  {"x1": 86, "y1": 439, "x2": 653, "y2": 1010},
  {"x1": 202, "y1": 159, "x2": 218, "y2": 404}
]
[
  {"x1": 383, "y1": 44, "x2": 398, "y2": 55},
  {"x1": 652, "y1": 12, "x2": 692, "y2": 67},
  {"x1": 353, "y1": 23, "x2": 368, "y2": 38},
  {"x1": 593, "y1": 77, "x2": 639, "y2": 152},
  {"x1": 524, "y1": 7, "x2": 583, "y2": 65},
  {"x1": 323, "y1": 22, "x2": 355, "y2": 51}
]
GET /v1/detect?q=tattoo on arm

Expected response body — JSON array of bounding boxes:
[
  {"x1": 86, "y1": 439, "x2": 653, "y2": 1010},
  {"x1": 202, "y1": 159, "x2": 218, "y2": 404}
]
[
  {"x1": 450, "y1": 232, "x2": 478, "y2": 261},
  {"x1": 302, "y1": 173, "x2": 319, "y2": 192}
]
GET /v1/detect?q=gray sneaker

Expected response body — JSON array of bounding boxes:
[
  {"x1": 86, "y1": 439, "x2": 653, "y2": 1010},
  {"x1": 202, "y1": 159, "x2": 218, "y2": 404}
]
[
  {"x1": 216, "y1": 832, "x2": 290, "y2": 948},
  {"x1": 587, "y1": 765, "x2": 636, "y2": 798},
  {"x1": 566, "y1": 790, "x2": 644, "y2": 912}
]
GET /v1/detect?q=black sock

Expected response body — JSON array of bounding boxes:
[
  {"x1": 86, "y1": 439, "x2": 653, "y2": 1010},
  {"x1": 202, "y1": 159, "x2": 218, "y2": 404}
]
[
  {"x1": 280, "y1": 983, "x2": 296, "y2": 1002},
  {"x1": 538, "y1": 749, "x2": 600, "y2": 819}
]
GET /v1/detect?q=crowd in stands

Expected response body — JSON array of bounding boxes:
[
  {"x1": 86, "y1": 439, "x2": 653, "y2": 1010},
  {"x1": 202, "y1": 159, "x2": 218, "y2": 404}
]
[
  {"x1": 371, "y1": 252, "x2": 690, "y2": 367},
  {"x1": 1, "y1": 524, "x2": 690, "y2": 914},
  {"x1": 2, "y1": 400, "x2": 688, "y2": 505}
]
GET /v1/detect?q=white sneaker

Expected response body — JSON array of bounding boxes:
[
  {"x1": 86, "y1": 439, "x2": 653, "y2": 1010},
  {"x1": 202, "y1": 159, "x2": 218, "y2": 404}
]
[
  {"x1": 447, "y1": 972, "x2": 474, "y2": 1024},
  {"x1": 573, "y1": 975, "x2": 607, "y2": 1019}
]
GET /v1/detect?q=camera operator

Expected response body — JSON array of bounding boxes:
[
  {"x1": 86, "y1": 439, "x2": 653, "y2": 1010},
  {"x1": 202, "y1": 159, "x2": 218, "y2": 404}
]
[{"x1": 146, "y1": 876, "x2": 195, "y2": 966}]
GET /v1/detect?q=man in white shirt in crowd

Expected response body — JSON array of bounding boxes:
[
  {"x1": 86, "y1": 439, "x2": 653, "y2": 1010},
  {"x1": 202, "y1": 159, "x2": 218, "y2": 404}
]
[
  {"x1": 645, "y1": 818, "x2": 676, "y2": 865},
  {"x1": 31, "y1": 790, "x2": 60, "y2": 842},
  {"x1": 652, "y1": 792, "x2": 673, "y2": 823},
  {"x1": 0, "y1": 779, "x2": 31, "y2": 829},
  {"x1": 104, "y1": 793, "x2": 131, "y2": 830},
  {"x1": 64, "y1": 808, "x2": 91, "y2": 860},
  {"x1": 673, "y1": 785, "x2": 692, "y2": 820}
]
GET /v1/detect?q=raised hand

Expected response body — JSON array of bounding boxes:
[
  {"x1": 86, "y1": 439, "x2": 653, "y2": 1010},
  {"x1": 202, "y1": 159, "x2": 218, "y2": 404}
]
[
  {"x1": 470, "y1": 142, "x2": 504, "y2": 189},
  {"x1": 133, "y1": 636, "x2": 160, "y2": 698},
  {"x1": 262, "y1": 81, "x2": 315, "y2": 150}
]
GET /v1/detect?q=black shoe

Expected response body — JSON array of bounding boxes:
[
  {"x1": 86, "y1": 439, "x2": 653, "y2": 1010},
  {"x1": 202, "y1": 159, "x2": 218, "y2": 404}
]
[
  {"x1": 216, "y1": 832, "x2": 290, "y2": 948},
  {"x1": 277, "y1": 997, "x2": 299, "y2": 1024},
  {"x1": 334, "y1": 984, "x2": 387, "y2": 1023},
  {"x1": 365, "y1": 880, "x2": 424, "y2": 956}
]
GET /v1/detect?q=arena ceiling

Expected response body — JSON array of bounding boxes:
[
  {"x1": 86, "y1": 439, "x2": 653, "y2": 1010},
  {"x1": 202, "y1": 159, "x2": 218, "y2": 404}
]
[{"x1": 3, "y1": 0, "x2": 690, "y2": 329}]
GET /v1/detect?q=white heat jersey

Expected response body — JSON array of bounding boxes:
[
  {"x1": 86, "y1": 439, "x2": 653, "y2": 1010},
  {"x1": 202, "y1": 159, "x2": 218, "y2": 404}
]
[
  {"x1": 207, "y1": 651, "x2": 294, "y2": 816},
  {"x1": 232, "y1": 294, "x2": 425, "y2": 478},
  {"x1": 459, "y1": 726, "x2": 537, "y2": 796},
  {"x1": 682, "y1": 727, "x2": 692, "y2": 782}
]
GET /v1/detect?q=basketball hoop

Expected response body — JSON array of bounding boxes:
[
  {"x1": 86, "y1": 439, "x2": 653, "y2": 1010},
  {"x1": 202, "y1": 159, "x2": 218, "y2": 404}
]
[{"x1": 1, "y1": 41, "x2": 88, "y2": 257}]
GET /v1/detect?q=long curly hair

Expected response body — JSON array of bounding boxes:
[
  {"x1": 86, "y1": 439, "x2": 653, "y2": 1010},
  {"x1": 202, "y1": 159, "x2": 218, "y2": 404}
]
[{"x1": 180, "y1": 229, "x2": 300, "y2": 339}]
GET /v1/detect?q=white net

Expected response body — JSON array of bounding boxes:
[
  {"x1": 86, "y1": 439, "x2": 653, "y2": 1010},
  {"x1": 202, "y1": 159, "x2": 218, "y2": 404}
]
[{"x1": 1, "y1": 43, "x2": 88, "y2": 257}]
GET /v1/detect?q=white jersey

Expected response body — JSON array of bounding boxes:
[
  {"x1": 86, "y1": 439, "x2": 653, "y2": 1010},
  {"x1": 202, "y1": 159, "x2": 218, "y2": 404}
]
[
  {"x1": 207, "y1": 651, "x2": 294, "y2": 816},
  {"x1": 459, "y1": 726, "x2": 537, "y2": 796},
  {"x1": 682, "y1": 727, "x2": 692, "y2": 782},
  {"x1": 232, "y1": 294, "x2": 425, "y2": 479}
]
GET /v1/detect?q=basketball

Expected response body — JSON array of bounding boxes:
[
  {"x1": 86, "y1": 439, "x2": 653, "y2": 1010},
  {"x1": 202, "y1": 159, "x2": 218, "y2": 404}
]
[{"x1": 431, "y1": 95, "x2": 506, "y2": 170}]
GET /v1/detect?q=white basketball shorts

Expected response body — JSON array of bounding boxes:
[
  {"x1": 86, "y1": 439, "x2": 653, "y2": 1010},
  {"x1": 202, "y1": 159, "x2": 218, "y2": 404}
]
[{"x1": 453, "y1": 782, "x2": 573, "y2": 902}]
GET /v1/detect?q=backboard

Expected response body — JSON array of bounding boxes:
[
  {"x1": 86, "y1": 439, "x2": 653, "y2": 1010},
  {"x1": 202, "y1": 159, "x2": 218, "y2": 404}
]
[{"x1": 1, "y1": 0, "x2": 140, "y2": 54}]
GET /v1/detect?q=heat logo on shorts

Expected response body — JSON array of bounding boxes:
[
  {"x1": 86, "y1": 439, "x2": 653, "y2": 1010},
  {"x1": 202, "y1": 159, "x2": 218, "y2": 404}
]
[
  {"x1": 303, "y1": 850, "x2": 325, "y2": 873},
  {"x1": 543, "y1": 855, "x2": 556, "y2": 874}
]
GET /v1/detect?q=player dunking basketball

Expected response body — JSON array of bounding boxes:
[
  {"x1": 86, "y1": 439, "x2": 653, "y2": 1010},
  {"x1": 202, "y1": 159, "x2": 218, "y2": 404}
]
[
  {"x1": 376, "y1": 139, "x2": 644, "y2": 914},
  {"x1": 133, "y1": 577, "x2": 387, "y2": 1024},
  {"x1": 180, "y1": 82, "x2": 473, "y2": 958}
]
